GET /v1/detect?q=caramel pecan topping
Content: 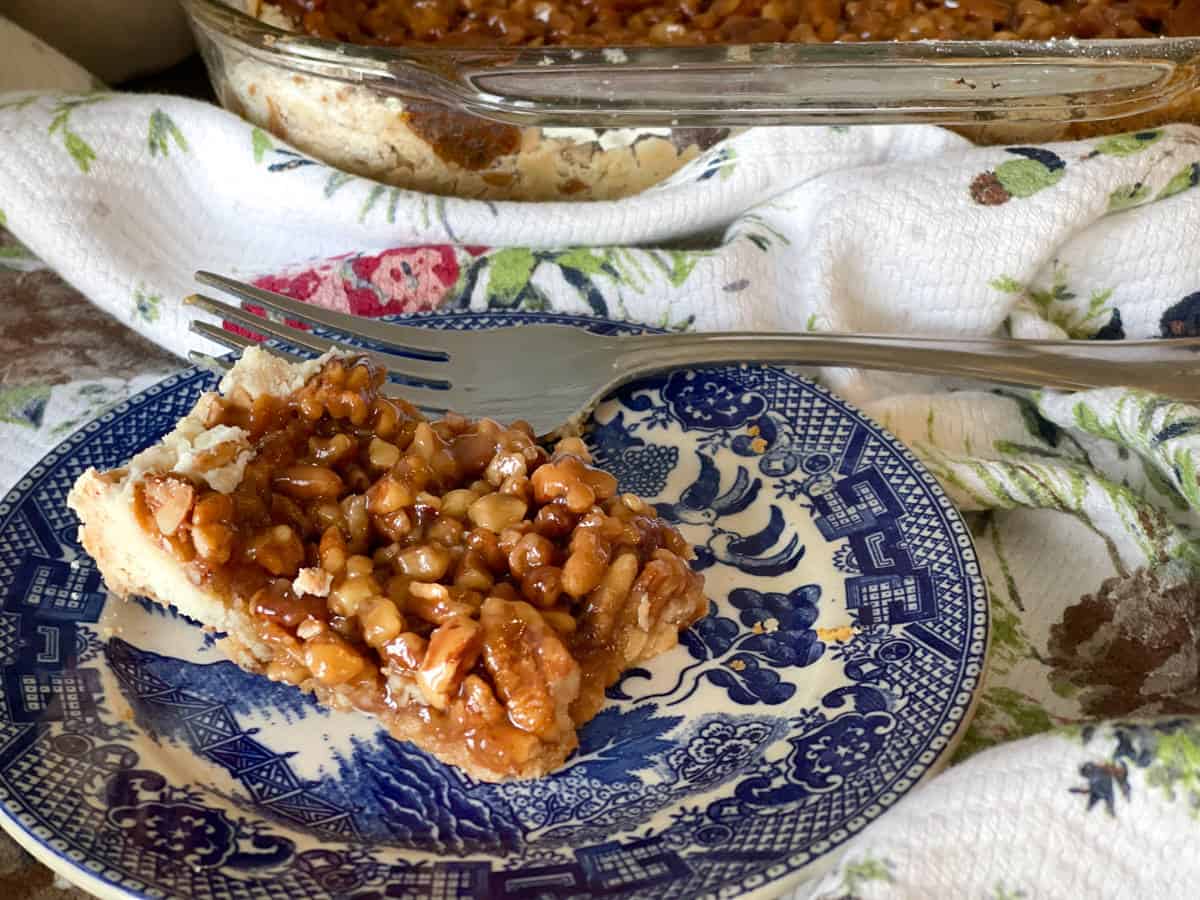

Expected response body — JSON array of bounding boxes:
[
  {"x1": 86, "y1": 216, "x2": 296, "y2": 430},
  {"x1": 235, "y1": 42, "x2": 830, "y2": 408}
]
[{"x1": 135, "y1": 355, "x2": 707, "y2": 777}]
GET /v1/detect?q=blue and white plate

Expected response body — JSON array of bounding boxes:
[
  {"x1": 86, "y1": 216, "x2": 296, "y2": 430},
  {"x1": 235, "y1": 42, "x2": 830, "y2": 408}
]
[{"x1": 0, "y1": 311, "x2": 987, "y2": 900}]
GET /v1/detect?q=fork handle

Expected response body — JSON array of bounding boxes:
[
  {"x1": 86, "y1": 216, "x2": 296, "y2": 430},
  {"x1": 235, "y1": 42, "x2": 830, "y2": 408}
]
[{"x1": 616, "y1": 332, "x2": 1200, "y2": 402}]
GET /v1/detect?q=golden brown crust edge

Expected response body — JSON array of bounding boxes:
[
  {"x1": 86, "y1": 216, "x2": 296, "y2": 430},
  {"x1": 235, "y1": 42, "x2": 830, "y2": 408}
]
[{"x1": 67, "y1": 469, "x2": 272, "y2": 659}]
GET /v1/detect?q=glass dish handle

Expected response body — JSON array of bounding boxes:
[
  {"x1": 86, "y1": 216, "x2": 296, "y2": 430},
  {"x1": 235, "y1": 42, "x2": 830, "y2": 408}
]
[
  {"x1": 437, "y1": 42, "x2": 1200, "y2": 127},
  {"x1": 247, "y1": 25, "x2": 1200, "y2": 129}
]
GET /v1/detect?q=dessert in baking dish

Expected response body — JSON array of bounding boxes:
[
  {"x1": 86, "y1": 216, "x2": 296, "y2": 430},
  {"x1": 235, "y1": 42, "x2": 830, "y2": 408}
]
[
  {"x1": 201, "y1": 1, "x2": 1199, "y2": 201},
  {"x1": 264, "y1": 0, "x2": 1200, "y2": 45}
]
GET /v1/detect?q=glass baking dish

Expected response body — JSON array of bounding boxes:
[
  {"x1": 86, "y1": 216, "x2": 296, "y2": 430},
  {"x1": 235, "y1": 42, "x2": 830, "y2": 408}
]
[{"x1": 182, "y1": 0, "x2": 1200, "y2": 201}]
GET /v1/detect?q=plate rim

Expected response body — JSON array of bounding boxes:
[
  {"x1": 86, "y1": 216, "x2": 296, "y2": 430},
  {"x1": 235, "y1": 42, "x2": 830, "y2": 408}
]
[{"x1": 0, "y1": 308, "x2": 991, "y2": 900}]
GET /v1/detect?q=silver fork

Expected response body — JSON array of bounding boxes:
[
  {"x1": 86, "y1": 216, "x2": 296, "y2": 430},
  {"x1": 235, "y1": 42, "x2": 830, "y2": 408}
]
[{"x1": 186, "y1": 271, "x2": 1200, "y2": 439}]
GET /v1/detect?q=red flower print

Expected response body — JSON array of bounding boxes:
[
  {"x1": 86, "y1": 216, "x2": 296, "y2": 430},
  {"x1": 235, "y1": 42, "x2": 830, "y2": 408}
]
[
  {"x1": 254, "y1": 263, "x2": 356, "y2": 315},
  {"x1": 247, "y1": 245, "x2": 463, "y2": 328},
  {"x1": 351, "y1": 246, "x2": 460, "y2": 317},
  {"x1": 255, "y1": 270, "x2": 321, "y2": 303}
]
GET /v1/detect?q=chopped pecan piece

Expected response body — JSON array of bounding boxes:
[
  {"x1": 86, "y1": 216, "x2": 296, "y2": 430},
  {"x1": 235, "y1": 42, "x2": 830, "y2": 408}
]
[
  {"x1": 142, "y1": 476, "x2": 195, "y2": 536},
  {"x1": 480, "y1": 597, "x2": 580, "y2": 740},
  {"x1": 417, "y1": 616, "x2": 484, "y2": 709}
]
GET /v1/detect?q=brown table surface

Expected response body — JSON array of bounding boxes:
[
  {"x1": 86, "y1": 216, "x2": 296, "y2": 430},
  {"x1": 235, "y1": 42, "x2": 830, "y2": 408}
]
[
  {"x1": 0, "y1": 55, "x2": 212, "y2": 899},
  {"x1": 0, "y1": 238, "x2": 175, "y2": 899}
]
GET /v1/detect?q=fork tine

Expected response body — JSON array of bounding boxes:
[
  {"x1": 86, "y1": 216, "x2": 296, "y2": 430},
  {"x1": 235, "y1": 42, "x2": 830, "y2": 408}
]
[
  {"x1": 194, "y1": 270, "x2": 457, "y2": 360},
  {"x1": 188, "y1": 320, "x2": 452, "y2": 415},
  {"x1": 187, "y1": 292, "x2": 358, "y2": 358},
  {"x1": 186, "y1": 293, "x2": 453, "y2": 387},
  {"x1": 189, "y1": 319, "x2": 305, "y2": 362}
]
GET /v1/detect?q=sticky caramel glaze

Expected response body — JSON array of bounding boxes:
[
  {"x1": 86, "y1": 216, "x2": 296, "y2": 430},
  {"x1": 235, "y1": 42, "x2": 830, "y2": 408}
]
[{"x1": 130, "y1": 355, "x2": 707, "y2": 779}]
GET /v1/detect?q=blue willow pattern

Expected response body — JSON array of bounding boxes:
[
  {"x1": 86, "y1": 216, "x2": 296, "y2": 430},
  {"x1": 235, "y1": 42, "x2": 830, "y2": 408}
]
[{"x1": 0, "y1": 312, "x2": 985, "y2": 899}]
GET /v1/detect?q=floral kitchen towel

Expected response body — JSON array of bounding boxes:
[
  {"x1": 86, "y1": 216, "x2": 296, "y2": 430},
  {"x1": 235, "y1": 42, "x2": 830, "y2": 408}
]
[{"x1": 4, "y1": 46, "x2": 1200, "y2": 900}]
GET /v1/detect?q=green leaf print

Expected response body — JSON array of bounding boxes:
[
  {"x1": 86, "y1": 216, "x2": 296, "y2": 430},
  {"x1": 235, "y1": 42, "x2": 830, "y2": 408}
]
[
  {"x1": 994, "y1": 439, "x2": 1065, "y2": 459},
  {"x1": 0, "y1": 383, "x2": 51, "y2": 428},
  {"x1": 1050, "y1": 677, "x2": 1079, "y2": 700},
  {"x1": 358, "y1": 185, "x2": 403, "y2": 224},
  {"x1": 920, "y1": 443, "x2": 1193, "y2": 575},
  {"x1": 0, "y1": 215, "x2": 38, "y2": 269},
  {"x1": 1044, "y1": 390, "x2": 1200, "y2": 517},
  {"x1": 987, "y1": 547, "x2": 1028, "y2": 655},
  {"x1": 0, "y1": 95, "x2": 37, "y2": 113},
  {"x1": 992, "y1": 883, "x2": 1028, "y2": 900},
  {"x1": 251, "y1": 127, "x2": 273, "y2": 163},
  {"x1": 47, "y1": 383, "x2": 125, "y2": 437},
  {"x1": 955, "y1": 687, "x2": 1056, "y2": 761},
  {"x1": 1092, "y1": 129, "x2": 1164, "y2": 157},
  {"x1": 324, "y1": 171, "x2": 355, "y2": 198},
  {"x1": 732, "y1": 213, "x2": 791, "y2": 250},
  {"x1": 841, "y1": 857, "x2": 894, "y2": 891},
  {"x1": 996, "y1": 264, "x2": 1120, "y2": 339},
  {"x1": 1108, "y1": 182, "x2": 1151, "y2": 212},
  {"x1": 1028, "y1": 277, "x2": 1074, "y2": 309},
  {"x1": 147, "y1": 109, "x2": 188, "y2": 157},
  {"x1": 553, "y1": 248, "x2": 608, "y2": 277},
  {"x1": 951, "y1": 512, "x2": 1051, "y2": 762},
  {"x1": 1050, "y1": 396, "x2": 1200, "y2": 569},
  {"x1": 815, "y1": 855, "x2": 895, "y2": 899},
  {"x1": 1146, "y1": 726, "x2": 1200, "y2": 816},
  {"x1": 1158, "y1": 162, "x2": 1200, "y2": 200},
  {"x1": 47, "y1": 96, "x2": 107, "y2": 173},
  {"x1": 601, "y1": 247, "x2": 711, "y2": 293},
  {"x1": 646, "y1": 249, "x2": 710, "y2": 287},
  {"x1": 972, "y1": 148, "x2": 1067, "y2": 205},
  {"x1": 999, "y1": 390, "x2": 1062, "y2": 447},
  {"x1": 456, "y1": 247, "x2": 620, "y2": 316},
  {"x1": 61, "y1": 127, "x2": 95, "y2": 173},
  {"x1": 993, "y1": 157, "x2": 1065, "y2": 198},
  {"x1": 0, "y1": 247, "x2": 33, "y2": 265},
  {"x1": 989, "y1": 275, "x2": 1023, "y2": 294},
  {"x1": 1139, "y1": 455, "x2": 1190, "y2": 511},
  {"x1": 484, "y1": 248, "x2": 538, "y2": 304},
  {"x1": 1073, "y1": 400, "x2": 1120, "y2": 443},
  {"x1": 359, "y1": 184, "x2": 385, "y2": 222},
  {"x1": 133, "y1": 288, "x2": 162, "y2": 324},
  {"x1": 691, "y1": 145, "x2": 738, "y2": 182}
]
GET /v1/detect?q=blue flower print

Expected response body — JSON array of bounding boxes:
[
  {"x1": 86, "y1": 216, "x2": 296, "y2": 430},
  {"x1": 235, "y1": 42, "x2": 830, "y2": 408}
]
[
  {"x1": 666, "y1": 370, "x2": 766, "y2": 430},
  {"x1": 682, "y1": 603, "x2": 740, "y2": 661},
  {"x1": 730, "y1": 586, "x2": 825, "y2": 668},
  {"x1": 667, "y1": 719, "x2": 776, "y2": 785},
  {"x1": 705, "y1": 654, "x2": 796, "y2": 705},
  {"x1": 678, "y1": 588, "x2": 827, "y2": 706},
  {"x1": 787, "y1": 711, "x2": 895, "y2": 791}
]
